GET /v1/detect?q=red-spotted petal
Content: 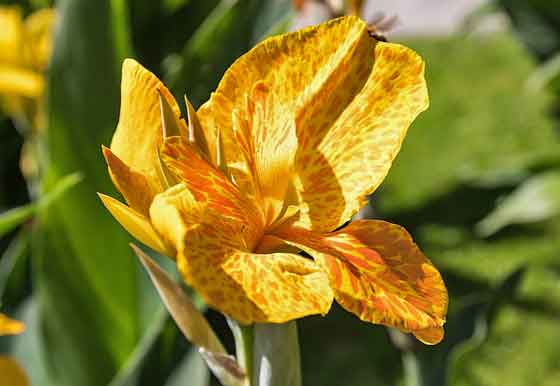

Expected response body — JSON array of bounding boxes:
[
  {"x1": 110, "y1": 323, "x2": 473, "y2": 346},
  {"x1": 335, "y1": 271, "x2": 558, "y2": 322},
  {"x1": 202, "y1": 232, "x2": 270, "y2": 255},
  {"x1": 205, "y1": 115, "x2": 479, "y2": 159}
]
[{"x1": 274, "y1": 220, "x2": 447, "y2": 344}]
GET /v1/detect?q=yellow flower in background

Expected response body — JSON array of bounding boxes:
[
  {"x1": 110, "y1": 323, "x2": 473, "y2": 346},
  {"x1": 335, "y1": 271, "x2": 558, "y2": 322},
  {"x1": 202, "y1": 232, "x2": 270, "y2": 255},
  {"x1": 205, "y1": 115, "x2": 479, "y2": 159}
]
[
  {"x1": 0, "y1": 313, "x2": 24, "y2": 336},
  {"x1": 0, "y1": 6, "x2": 55, "y2": 129},
  {"x1": 100, "y1": 16, "x2": 448, "y2": 344},
  {"x1": 0, "y1": 313, "x2": 28, "y2": 386}
]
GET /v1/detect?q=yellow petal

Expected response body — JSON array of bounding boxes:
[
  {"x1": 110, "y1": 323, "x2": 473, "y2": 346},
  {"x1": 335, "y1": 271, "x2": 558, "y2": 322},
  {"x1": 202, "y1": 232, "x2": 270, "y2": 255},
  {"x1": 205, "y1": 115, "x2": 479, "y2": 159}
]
[
  {"x1": 221, "y1": 250, "x2": 333, "y2": 323},
  {"x1": 150, "y1": 181, "x2": 332, "y2": 324},
  {"x1": 293, "y1": 41, "x2": 428, "y2": 231},
  {"x1": 102, "y1": 146, "x2": 157, "y2": 216},
  {"x1": 98, "y1": 193, "x2": 174, "y2": 257},
  {"x1": 159, "y1": 136, "x2": 264, "y2": 247},
  {"x1": 22, "y1": 8, "x2": 56, "y2": 71},
  {"x1": 0, "y1": 66, "x2": 43, "y2": 98},
  {"x1": 110, "y1": 59, "x2": 186, "y2": 194},
  {"x1": 197, "y1": 17, "x2": 369, "y2": 210},
  {"x1": 198, "y1": 16, "x2": 365, "y2": 163},
  {"x1": 0, "y1": 356, "x2": 28, "y2": 386},
  {"x1": 0, "y1": 6, "x2": 23, "y2": 65},
  {"x1": 0, "y1": 313, "x2": 24, "y2": 336},
  {"x1": 275, "y1": 220, "x2": 447, "y2": 344},
  {"x1": 198, "y1": 16, "x2": 428, "y2": 232}
]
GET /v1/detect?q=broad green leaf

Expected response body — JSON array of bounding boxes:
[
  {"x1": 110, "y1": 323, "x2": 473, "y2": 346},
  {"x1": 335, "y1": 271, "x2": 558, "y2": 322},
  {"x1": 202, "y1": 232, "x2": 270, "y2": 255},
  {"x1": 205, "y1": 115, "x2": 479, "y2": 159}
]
[
  {"x1": 0, "y1": 230, "x2": 29, "y2": 308},
  {"x1": 0, "y1": 173, "x2": 81, "y2": 238},
  {"x1": 449, "y1": 267, "x2": 560, "y2": 386},
  {"x1": 497, "y1": 0, "x2": 560, "y2": 61},
  {"x1": 422, "y1": 220, "x2": 560, "y2": 286},
  {"x1": 165, "y1": 348, "x2": 210, "y2": 386},
  {"x1": 378, "y1": 34, "x2": 560, "y2": 214},
  {"x1": 7, "y1": 298, "x2": 55, "y2": 386},
  {"x1": 477, "y1": 170, "x2": 560, "y2": 236},
  {"x1": 107, "y1": 308, "x2": 167, "y2": 386},
  {"x1": 168, "y1": 0, "x2": 293, "y2": 107},
  {"x1": 527, "y1": 52, "x2": 560, "y2": 94},
  {"x1": 36, "y1": 0, "x2": 147, "y2": 385},
  {"x1": 251, "y1": 0, "x2": 293, "y2": 44}
]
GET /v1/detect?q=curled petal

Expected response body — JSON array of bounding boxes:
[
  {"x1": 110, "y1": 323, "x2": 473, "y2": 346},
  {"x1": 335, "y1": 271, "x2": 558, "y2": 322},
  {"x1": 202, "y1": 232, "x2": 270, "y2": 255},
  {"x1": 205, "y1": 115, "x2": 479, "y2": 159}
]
[
  {"x1": 98, "y1": 193, "x2": 173, "y2": 257},
  {"x1": 110, "y1": 59, "x2": 186, "y2": 194},
  {"x1": 275, "y1": 220, "x2": 447, "y2": 344},
  {"x1": 293, "y1": 42, "x2": 428, "y2": 231},
  {"x1": 102, "y1": 146, "x2": 156, "y2": 216}
]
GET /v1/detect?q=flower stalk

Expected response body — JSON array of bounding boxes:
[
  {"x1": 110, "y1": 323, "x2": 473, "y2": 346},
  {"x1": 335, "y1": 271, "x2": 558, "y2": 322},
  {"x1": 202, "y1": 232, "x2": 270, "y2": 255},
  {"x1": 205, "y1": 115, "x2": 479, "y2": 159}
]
[
  {"x1": 227, "y1": 318, "x2": 254, "y2": 384},
  {"x1": 252, "y1": 322, "x2": 302, "y2": 386}
]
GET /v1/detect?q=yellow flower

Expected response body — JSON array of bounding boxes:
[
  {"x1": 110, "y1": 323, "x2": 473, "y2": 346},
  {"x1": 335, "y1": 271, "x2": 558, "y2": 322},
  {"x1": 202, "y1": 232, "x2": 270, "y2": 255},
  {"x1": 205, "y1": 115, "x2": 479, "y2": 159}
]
[
  {"x1": 0, "y1": 6, "x2": 55, "y2": 129},
  {"x1": 100, "y1": 16, "x2": 448, "y2": 344},
  {"x1": 0, "y1": 313, "x2": 24, "y2": 336},
  {"x1": 0, "y1": 313, "x2": 28, "y2": 386}
]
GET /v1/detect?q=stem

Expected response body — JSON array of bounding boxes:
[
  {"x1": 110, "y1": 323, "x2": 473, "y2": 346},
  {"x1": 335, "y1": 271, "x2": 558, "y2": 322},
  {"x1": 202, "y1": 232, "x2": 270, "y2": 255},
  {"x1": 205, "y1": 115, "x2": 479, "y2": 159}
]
[
  {"x1": 227, "y1": 318, "x2": 254, "y2": 385},
  {"x1": 252, "y1": 321, "x2": 302, "y2": 386}
]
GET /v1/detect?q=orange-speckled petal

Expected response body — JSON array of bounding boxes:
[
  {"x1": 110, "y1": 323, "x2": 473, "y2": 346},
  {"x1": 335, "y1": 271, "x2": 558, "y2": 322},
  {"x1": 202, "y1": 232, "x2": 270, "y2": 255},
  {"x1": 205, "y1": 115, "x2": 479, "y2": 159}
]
[
  {"x1": 110, "y1": 59, "x2": 187, "y2": 194},
  {"x1": 293, "y1": 42, "x2": 428, "y2": 231},
  {"x1": 102, "y1": 146, "x2": 156, "y2": 216},
  {"x1": 274, "y1": 220, "x2": 447, "y2": 344},
  {"x1": 198, "y1": 17, "x2": 368, "y2": 164},
  {"x1": 197, "y1": 16, "x2": 428, "y2": 232},
  {"x1": 150, "y1": 184, "x2": 332, "y2": 324},
  {"x1": 159, "y1": 136, "x2": 264, "y2": 246},
  {"x1": 196, "y1": 17, "x2": 370, "y2": 210},
  {"x1": 0, "y1": 356, "x2": 28, "y2": 386},
  {"x1": 0, "y1": 313, "x2": 24, "y2": 336}
]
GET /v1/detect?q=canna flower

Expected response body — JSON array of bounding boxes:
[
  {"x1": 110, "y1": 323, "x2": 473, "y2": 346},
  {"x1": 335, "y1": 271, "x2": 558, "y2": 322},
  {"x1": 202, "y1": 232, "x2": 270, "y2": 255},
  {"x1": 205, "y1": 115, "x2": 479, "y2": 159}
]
[
  {"x1": 0, "y1": 6, "x2": 55, "y2": 129},
  {"x1": 100, "y1": 16, "x2": 447, "y2": 344}
]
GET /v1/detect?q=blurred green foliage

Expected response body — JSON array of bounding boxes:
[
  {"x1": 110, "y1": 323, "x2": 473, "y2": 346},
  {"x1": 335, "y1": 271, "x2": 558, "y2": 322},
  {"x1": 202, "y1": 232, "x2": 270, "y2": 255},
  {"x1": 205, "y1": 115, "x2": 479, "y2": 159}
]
[{"x1": 1, "y1": 1, "x2": 560, "y2": 386}]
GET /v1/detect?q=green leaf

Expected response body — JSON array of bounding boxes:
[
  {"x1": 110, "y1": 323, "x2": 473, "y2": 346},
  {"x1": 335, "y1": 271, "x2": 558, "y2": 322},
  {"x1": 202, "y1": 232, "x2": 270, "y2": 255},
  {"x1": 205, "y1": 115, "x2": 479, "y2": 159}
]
[
  {"x1": 497, "y1": 0, "x2": 560, "y2": 61},
  {"x1": 527, "y1": 52, "x2": 560, "y2": 94},
  {"x1": 448, "y1": 267, "x2": 560, "y2": 386},
  {"x1": 36, "y1": 0, "x2": 149, "y2": 385},
  {"x1": 423, "y1": 221, "x2": 560, "y2": 286},
  {"x1": 0, "y1": 230, "x2": 29, "y2": 308},
  {"x1": 168, "y1": 0, "x2": 293, "y2": 107},
  {"x1": 476, "y1": 170, "x2": 560, "y2": 236},
  {"x1": 0, "y1": 172, "x2": 81, "y2": 238},
  {"x1": 165, "y1": 348, "x2": 210, "y2": 386},
  {"x1": 107, "y1": 309, "x2": 168, "y2": 386},
  {"x1": 7, "y1": 298, "x2": 55, "y2": 386},
  {"x1": 378, "y1": 34, "x2": 560, "y2": 214},
  {"x1": 0, "y1": 206, "x2": 34, "y2": 239}
]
